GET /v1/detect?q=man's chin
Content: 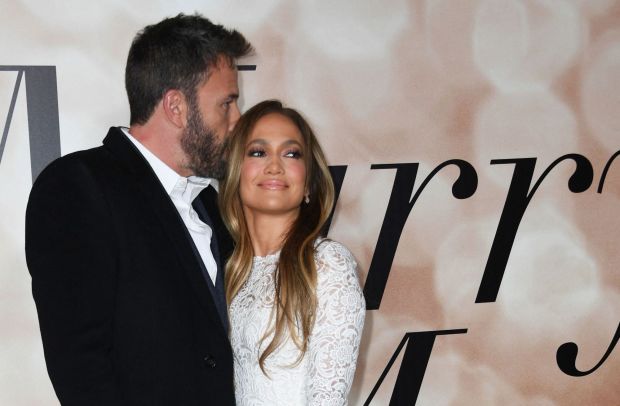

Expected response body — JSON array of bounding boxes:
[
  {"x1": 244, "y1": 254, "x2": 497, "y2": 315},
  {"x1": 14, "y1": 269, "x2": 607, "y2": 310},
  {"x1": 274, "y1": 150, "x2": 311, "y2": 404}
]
[{"x1": 192, "y1": 165, "x2": 225, "y2": 180}]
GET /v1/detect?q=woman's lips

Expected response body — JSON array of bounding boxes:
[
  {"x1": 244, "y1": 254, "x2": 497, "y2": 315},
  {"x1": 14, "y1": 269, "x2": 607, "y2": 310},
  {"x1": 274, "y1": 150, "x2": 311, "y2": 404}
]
[{"x1": 258, "y1": 179, "x2": 288, "y2": 190}]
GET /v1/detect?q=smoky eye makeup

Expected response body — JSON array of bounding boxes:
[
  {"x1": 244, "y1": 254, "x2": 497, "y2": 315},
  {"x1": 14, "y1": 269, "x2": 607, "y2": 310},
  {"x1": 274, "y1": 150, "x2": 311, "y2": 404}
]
[
  {"x1": 283, "y1": 148, "x2": 303, "y2": 159},
  {"x1": 246, "y1": 147, "x2": 265, "y2": 157},
  {"x1": 244, "y1": 139, "x2": 304, "y2": 158}
]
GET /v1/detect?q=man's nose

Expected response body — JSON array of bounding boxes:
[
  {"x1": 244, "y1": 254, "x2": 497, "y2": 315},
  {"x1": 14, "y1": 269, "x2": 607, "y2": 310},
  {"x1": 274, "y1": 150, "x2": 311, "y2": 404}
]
[{"x1": 228, "y1": 103, "x2": 241, "y2": 132}]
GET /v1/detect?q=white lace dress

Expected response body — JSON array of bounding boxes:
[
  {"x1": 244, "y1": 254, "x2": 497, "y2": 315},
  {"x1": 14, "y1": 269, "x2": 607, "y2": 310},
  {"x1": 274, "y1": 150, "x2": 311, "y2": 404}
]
[{"x1": 230, "y1": 240, "x2": 366, "y2": 405}]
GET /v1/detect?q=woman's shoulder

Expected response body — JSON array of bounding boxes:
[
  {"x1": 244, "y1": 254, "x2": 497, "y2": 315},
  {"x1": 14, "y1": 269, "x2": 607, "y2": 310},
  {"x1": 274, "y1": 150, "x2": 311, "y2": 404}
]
[
  {"x1": 313, "y1": 238, "x2": 365, "y2": 310},
  {"x1": 314, "y1": 238, "x2": 358, "y2": 273}
]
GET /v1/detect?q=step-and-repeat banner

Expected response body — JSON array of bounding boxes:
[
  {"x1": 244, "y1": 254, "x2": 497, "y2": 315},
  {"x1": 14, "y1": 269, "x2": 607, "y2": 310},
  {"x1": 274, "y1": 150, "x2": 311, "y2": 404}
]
[{"x1": 1, "y1": 1, "x2": 618, "y2": 404}]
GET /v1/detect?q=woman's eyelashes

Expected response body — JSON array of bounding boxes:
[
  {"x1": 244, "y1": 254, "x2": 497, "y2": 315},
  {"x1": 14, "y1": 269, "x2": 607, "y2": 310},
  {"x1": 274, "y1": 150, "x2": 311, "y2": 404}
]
[
  {"x1": 246, "y1": 147, "x2": 303, "y2": 159},
  {"x1": 247, "y1": 147, "x2": 265, "y2": 157},
  {"x1": 283, "y1": 149, "x2": 302, "y2": 159}
]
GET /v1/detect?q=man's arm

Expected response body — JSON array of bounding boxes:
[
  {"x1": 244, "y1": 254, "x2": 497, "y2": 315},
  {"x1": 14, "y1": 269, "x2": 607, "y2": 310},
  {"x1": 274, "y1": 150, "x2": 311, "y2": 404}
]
[{"x1": 25, "y1": 157, "x2": 123, "y2": 405}]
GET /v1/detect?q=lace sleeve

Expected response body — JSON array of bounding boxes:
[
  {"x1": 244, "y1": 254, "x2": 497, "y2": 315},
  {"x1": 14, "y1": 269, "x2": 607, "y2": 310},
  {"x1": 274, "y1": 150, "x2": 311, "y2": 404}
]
[{"x1": 306, "y1": 241, "x2": 366, "y2": 406}]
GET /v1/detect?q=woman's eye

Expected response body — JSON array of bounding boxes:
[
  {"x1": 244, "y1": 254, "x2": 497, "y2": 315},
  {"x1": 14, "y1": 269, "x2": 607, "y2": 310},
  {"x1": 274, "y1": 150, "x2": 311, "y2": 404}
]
[
  {"x1": 247, "y1": 149, "x2": 265, "y2": 157},
  {"x1": 284, "y1": 150, "x2": 302, "y2": 159}
]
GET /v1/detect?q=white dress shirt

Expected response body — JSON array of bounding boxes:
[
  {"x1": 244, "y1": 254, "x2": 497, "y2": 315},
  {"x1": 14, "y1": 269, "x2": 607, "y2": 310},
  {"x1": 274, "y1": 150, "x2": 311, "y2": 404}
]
[{"x1": 122, "y1": 128, "x2": 219, "y2": 284}]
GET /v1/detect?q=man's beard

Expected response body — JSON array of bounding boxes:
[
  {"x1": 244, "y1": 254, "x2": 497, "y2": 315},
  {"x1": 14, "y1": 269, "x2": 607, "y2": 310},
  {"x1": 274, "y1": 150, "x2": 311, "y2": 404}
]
[{"x1": 180, "y1": 103, "x2": 227, "y2": 179}]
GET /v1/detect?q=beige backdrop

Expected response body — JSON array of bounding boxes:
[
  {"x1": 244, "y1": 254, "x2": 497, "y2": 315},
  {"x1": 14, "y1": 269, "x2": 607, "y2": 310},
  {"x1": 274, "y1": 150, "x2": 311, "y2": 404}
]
[{"x1": 1, "y1": 0, "x2": 619, "y2": 404}]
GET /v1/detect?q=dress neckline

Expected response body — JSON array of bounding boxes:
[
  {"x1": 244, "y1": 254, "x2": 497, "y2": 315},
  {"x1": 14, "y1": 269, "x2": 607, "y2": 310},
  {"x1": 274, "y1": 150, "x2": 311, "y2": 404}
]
[{"x1": 253, "y1": 250, "x2": 280, "y2": 262}]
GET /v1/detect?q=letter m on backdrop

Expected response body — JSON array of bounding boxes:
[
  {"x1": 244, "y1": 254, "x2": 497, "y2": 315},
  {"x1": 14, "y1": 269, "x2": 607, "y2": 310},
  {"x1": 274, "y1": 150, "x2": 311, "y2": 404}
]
[{"x1": 1, "y1": 66, "x2": 61, "y2": 182}]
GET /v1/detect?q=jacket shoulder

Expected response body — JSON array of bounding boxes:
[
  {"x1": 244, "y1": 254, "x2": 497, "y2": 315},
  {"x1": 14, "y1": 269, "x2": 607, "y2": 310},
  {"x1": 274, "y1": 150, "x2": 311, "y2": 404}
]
[{"x1": 32, "y1": 141, "x2": 121, "y2": 192}]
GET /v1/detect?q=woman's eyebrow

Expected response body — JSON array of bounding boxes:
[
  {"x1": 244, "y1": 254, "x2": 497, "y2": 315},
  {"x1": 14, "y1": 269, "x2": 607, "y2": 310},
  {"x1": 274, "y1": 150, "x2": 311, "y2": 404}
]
[
  {"x1": 245, "y1": 139, "x2": 267, "y2": 147},
  {"x1": 245, "y1": 139, "x2": 302, "y2": 147}
]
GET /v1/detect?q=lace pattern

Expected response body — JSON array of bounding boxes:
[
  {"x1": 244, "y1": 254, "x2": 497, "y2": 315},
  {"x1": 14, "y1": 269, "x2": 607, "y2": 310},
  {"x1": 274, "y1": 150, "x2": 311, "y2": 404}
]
[{"x1": 230, "y1": 240, "x2": 365, "y2": 405}]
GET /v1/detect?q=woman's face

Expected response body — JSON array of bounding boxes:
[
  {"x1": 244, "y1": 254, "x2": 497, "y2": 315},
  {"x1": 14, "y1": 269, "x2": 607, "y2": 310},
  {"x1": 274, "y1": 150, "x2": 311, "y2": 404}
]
[{"x1": 239, "y1": 113, "x2": 307, "y2": 219}]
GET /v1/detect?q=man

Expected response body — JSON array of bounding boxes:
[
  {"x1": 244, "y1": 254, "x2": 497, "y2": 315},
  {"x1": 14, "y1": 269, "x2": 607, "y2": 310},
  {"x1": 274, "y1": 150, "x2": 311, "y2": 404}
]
[{"x1": 25, "y1": 14, "x2": 252, "y2": 405}]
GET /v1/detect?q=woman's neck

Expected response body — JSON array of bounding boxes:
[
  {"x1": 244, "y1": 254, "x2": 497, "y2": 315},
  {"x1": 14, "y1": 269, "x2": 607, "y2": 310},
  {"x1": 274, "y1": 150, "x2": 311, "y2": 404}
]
[{"x1": 244, "y1": 209, "x2": 299, "y2": 257}]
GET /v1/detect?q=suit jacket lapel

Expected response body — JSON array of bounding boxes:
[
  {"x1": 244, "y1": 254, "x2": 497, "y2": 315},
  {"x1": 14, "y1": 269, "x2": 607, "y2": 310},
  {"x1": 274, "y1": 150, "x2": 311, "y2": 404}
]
[
  {"x1": 102, "y1": 127, "x2": 228, "y2": 338},
  {"x1": 197, "y1": 186, "x2": 233, "y2": 270},
  {"x1": 191, "y1": 196, "x2": 229, "y2": 331}
]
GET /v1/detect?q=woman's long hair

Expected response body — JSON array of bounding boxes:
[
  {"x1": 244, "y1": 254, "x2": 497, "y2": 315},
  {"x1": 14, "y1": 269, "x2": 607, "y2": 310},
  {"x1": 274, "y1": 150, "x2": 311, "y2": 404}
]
[{"x1": 219, "y1": 100, "x2": 335, "y2": 373}]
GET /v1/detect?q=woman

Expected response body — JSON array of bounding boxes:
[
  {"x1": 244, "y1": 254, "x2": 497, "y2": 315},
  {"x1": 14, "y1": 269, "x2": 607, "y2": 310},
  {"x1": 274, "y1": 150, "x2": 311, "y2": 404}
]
[{"x1": 219, "y1": 100, "x2": 365, "y2": 405}]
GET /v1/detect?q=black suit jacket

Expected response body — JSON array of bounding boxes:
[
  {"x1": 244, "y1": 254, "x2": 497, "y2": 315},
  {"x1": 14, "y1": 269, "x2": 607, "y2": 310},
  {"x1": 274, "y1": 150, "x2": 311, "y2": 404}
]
[{"x1": 25, "y1": 127, "x2": 235, "y2": 405}]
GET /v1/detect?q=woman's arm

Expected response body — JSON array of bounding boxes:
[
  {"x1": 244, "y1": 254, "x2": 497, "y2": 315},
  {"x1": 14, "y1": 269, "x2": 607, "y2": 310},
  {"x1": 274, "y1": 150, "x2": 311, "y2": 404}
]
[{"x1": 306, "y1": 241, "x2": 366, "y2": 405}]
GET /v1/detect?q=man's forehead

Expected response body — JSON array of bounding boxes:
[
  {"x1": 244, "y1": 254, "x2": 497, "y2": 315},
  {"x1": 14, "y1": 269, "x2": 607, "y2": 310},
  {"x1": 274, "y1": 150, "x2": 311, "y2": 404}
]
[
  {"x1": 202, "y1": 55, "x2": 237, "y2": 78},
  {"x1": 202, "y1": 61, "x2": 238, "y2": 87}
]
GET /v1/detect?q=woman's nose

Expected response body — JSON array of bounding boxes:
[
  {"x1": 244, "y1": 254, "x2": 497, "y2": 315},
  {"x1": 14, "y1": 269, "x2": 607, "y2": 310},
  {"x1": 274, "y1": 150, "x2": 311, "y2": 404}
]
[{"x1": 264, "y1": 157, "x2": 283, "y2": 174}]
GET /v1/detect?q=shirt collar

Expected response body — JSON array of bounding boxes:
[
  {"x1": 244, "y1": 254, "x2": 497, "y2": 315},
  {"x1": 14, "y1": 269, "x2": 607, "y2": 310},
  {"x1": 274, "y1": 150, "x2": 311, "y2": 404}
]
[{"x1": 120, "y1": 127, "x2": 218, "y2": 196}]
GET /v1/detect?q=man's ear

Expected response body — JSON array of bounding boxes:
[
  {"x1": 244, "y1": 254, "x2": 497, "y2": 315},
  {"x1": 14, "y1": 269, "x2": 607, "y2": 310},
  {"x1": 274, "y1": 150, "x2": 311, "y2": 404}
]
[{"x1": 162, "y1": 89, "x2": 187, "y2": 128}]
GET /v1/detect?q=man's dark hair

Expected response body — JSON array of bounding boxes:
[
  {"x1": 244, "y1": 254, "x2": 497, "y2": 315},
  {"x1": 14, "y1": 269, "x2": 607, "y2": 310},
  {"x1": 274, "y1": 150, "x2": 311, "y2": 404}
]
[{"x1": 125, "y1": 13, "x2": 253, "y2": 125}]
